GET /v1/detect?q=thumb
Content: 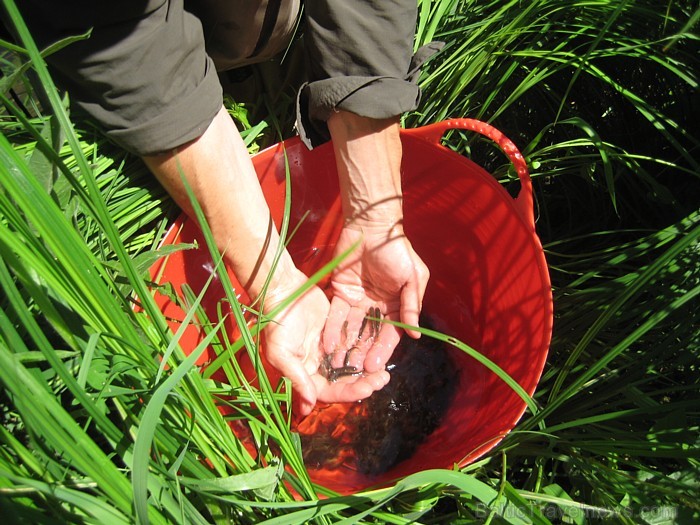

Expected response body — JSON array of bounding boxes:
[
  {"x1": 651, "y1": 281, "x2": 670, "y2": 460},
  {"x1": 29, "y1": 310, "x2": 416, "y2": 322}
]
[
  {"x1": 271, "y1": 357, "x2": 318, "y2": 416},
  {"x1": 400, "y1": 280, "x2": 423, "y2": 339},
  {"x1": 400, "y1": 258, "x2": 430, "y2": 339}
]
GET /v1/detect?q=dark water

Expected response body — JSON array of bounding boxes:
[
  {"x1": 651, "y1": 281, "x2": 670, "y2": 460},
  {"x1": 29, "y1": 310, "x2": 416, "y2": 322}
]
[{"x1": 301, "y1": 324, "x2": 459, "y2": 475}]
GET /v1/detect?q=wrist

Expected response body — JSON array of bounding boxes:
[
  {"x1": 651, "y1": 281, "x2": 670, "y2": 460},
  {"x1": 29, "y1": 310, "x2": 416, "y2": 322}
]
[
  {"x1": 252, "y1": 263, "x2": 309, "y2": 315},
  {"x1": 239, "y1": 246, "x2": 301, "y2": 309},
  {"x1": 343, "y1": 216, "x2": 404, "y2": 234},
  {"x1": 341, "y1": 195, "x2": 403, "y2": 227},
  {"x1": 328, "y1": 111, "x2": 405, "y2": 228}
]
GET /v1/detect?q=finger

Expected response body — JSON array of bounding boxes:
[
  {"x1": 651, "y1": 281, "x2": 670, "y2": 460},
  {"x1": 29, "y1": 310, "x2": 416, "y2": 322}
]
[
  {"x1": 330, "y1": 305, "x2": 369, "y2": 368},
  {"x1": 400, "y1": 263, "x2": 430, "y2": 339},
  {"x1": 322, "y1": 297, "x2": 350, "y2": 355},
  {"x1": 363, "y1": 314, "x2": 402, "y2": 373},
  {"x1": 346, "y1": 304, "x2": 389, "y2": 371},
  {"x1": 345, "y1": 304, "x2": 371, "y2": 343},
  {"x1": 342, "y1": 345, "x2": 366, "y2": 370},
  {"x1": 314, "y1": 369, "x2": 390, "y2": 404}
]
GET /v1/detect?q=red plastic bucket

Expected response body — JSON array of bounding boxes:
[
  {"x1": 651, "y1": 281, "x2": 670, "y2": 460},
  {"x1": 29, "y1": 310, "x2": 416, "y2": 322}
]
[{"x1": 148, "y1": 119, "x2": 553, "y2": 494}]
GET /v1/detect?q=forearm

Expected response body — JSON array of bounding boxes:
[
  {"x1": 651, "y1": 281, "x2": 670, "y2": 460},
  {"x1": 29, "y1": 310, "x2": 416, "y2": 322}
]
[
  {"x1": 325, "y1": 110, "x2": 429, "y2": 346},
  {"x1": 143, "y1": 106, "x2": 300, "y2": 304},
  {"x1": 327, "y1": 111, "x2": 404, "y2": 227}
]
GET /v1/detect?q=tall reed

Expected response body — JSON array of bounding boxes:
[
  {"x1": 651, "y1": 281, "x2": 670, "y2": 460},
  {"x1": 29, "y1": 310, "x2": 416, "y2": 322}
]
[{"x1": 1, "y1": 0, "x2": 698, "y2": 522}]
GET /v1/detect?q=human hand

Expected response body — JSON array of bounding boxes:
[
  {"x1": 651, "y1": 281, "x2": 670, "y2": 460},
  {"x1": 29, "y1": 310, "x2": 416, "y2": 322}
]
[
  {"x1": 262, "y1": 272, "x2": 390, "y2": 417},
  {"x1": 322, "y1": 222, "x2": 430, "y2": 375}
]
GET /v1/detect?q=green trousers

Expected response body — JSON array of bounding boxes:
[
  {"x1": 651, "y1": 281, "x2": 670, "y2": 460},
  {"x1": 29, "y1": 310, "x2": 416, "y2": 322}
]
[{"x1": 8, "y1": 0, "x2": 440, "y2": 154}]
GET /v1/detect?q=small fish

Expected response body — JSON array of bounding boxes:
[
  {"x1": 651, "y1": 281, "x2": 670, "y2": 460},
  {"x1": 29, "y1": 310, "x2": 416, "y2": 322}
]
[
  {"x1": 318, "y1": 353, "x2": 362, "y2": 382},
  {"x1": 318, "y1": 307, "x2": 382, "y2": 382}
]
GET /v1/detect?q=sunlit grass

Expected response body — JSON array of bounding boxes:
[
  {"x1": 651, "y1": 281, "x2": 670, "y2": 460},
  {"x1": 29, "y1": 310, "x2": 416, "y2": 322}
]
[{"x1": 1, "y1": 0, "x2": 699, "y2": 522}]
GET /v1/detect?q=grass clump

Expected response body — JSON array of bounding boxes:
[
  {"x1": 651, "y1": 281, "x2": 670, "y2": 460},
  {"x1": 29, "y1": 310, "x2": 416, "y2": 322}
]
[{"x1": 1, "y1": 0, "x2": 699, "y2": 522}]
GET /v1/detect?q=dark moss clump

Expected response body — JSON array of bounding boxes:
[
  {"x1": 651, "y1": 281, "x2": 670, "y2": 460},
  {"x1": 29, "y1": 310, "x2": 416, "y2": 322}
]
[{"x1": 353, "y1": 327, "x2": 459, "y2": 475}]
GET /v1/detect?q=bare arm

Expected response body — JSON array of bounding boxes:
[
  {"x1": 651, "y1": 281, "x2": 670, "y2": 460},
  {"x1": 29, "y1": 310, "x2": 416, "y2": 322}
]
[
  {"x1": 142, "y1": 106, "x2": 298, "y2": 301},
  {"x1": 143, "y1": 106, "x2": 389, "y2": 415},
  {"x1": 324, "y1": 110, "x2": 430, "y2": 373},
  {"x1": 330, "y1": 112, "x2": 404, "y2": 226}
]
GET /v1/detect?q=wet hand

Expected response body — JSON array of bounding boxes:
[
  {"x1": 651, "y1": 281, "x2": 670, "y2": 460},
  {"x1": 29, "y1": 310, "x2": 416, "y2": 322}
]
[
  {"x1": 262, "y1": 273, "x2": 390, "y2": 417},
  {"x1": 322, "y1": 223, "x2": 430, "y2": 375}
]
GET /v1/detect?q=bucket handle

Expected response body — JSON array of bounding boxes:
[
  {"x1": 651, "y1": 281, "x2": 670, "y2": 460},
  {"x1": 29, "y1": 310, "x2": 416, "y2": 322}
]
[{"x1": 404, "y1": 119, "x2": 534, "y2": 229}]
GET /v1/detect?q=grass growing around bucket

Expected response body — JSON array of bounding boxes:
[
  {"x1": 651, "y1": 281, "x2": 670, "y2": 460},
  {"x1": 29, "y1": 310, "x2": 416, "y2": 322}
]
[{"x1": 1, "y1": 0, "x2": 699, "y2": 523}]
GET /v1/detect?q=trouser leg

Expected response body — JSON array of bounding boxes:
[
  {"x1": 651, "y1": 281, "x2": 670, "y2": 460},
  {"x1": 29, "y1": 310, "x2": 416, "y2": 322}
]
[{"x1": 187, "y1": 0, "x2": 301, "y2": 71}]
